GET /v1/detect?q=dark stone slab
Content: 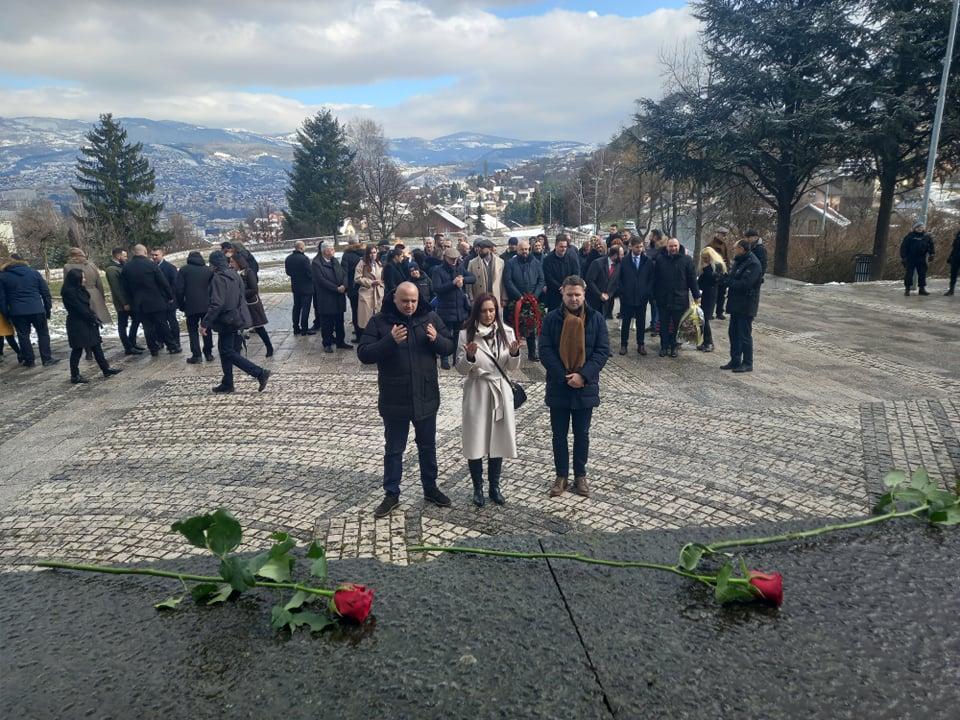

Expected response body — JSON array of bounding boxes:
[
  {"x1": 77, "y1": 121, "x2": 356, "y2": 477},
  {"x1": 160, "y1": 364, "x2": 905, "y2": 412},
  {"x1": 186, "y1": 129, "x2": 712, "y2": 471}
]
[
  {"x1": 0, "y1": 537, "x2": 609, "y2": 720},
  {"x1": 541, "y1": 519, "x2": 960, "y2": 719}
]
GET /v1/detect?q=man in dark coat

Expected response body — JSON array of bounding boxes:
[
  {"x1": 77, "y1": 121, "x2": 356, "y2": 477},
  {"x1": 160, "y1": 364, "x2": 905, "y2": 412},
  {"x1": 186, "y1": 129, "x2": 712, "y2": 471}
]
[
  {"x1": 504, "y1": 239, "x2": 545, "y2": 360},
  {"x1": 430, "y1": 247, "x2": 476, "y2": 369},
  {"x1": 341, "y1": 242, "x2": 365, "y2": 341},
  {"x1": 539, "y1": 275, "x2": 610, "y2": 498},
  {"x1": 721, "y1": 239, "x2": 763, "y2": 373},
  {"x1": 652, "y1": 237, "x2": 700, "y2": 358},
  {"x1": 421, "y1": 235, "x2": 443, "y2": 273},
  {"x1": 150, "y1": 247, "x2": 182, "y2": 353},
  {"x1": 284, "y1": 240, "x2": 315, "y2": 335},
  {"x1": 122, "y1": 244, "x2": 177, "y2": 356},
  {"x1": 946, "y1": 230, "x2": 960, "y2": 296},
  {"x1": 201, "y1": 250, "x2": 269, "y2": 393},
  {"x1": 585, "y1": 245, "x2": 620, "y2": 320},
  {"x1": 709, "y1": 227, "x2": 731, "y2": 319},
  {"x1": 104, "y1": 247, "x2": 144, "y2": 355},
  {"x1": 0, "y1": 256, "x2": 57, "y2": 367},
  {"x1": 175, "y1": 251, "x2": 214, "y2": 363},
  {"x1": 541, "y1": 233, "x2": 580, "y2": 311},
  {"x1": 744, "y1": 229, "x2": 768, "y2": 275},
  {"x1": 501, "y1": 236, "x2": 519, "y2": 263},
  {"x1": 357, "y1": 281, "x2": 457, "y2": 518},
  {"x1": 311, "y1": 242, "x2": 351, "y2": 352},
  {"x1": 609, "y1": 236, "x2": 655, "y2": 355},
  {"x1": 900, "y1": 222, "x2": 935, "y2": 296}
]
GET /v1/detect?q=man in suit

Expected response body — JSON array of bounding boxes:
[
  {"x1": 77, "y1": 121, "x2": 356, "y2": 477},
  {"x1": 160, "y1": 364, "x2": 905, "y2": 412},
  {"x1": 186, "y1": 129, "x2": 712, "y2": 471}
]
[
  {"x1": 585, "y1": 244, "x2": 621, "y2": 320},
  {"x1": 610, "y1": 236, "x2": 655, "y2": 356},
  {"x1": 151, "y1": 247, "x2": 182, "y2": 352},
  {"x1": 122, "y1": 244, "x2": 178, "y2": 356}
]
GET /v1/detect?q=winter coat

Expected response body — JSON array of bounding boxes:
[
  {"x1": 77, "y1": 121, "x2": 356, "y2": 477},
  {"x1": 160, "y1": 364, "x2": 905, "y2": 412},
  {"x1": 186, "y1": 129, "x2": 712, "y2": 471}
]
[
  {"x1": 64, "y1": 252, "x2": 111, "y2": 324},
  {"x1": 104, "y1": 260, "x2": 129, "y2": 313},
  {"x1": 467, "y1": 254, "x2": 506, "y2": 305},
  {"x1": 0, "y1": 261, "x2": 52, "y2": 317},
  {"x1": 542, "y1": 250, "x2": 581, "y2": 310},
  {"x1": 579, "y1": 248, "x2": 601, "y2": 273},
  {"x1": 121, "y1": 255, "x2": 173, "y2": 316},
  {"x1": 311, "y1": 255, "x2": 347, "y2": 316},
  {"x1": 585, "y1": 256, "x2": 618, "y2": 307},
  {"x1": 341, "y1": 246, "x2": 364, "y2": 298},
  {"x1": 355, "y1": 260, "x2": 384, "y2": 329},
  {"x1": 609, "y1": 251, "x2": 655, "y2": 307},
  {"x1": 539, "y1": 304, "x2": 610, "y2": 410},
  {"x1": 158, "y1": 260, "x2": 179, "y2": 309},
  {"x1": 652, "y1": 252, "x2": 700, "y2": 311},
  {"x1": 231, "y1": 242, "x2": 259, "y2": 273},
  {"x1": 239, "y1": 267, "x2": 268, "y2": 328},
  {"x1": 60, "y1": 284, "x2": 102, "y2": 350},
  {"x1": 708, "y1": 236, "x2": 730, "y2": 266},
  {"x1": 504, "y1": 254, "x2": 545, "y2": 301},
  {"x1": 409, "y1": 270, "x2": 433, "y2": 305},
  {"x1": 175, "y1": 252, "x2": 213, "y2": 316},
  {"x1": 698, "y1": 263, "x2": 720, "y2": 313},
  {"x1": 750, "y1": 240, "x2": 768, "y2": 274},
  {"x1": 726, "y1": 251, "x2": 763, "y2": 318},
  {"x1": 900, "y1": 231, "x2": 935, "y2": 265},
  {"x1": 430, "y1": 261, "x2": 475, "y2": 326},
  {"x1": 383, "y1": 261, "x2": 407, "y2": 294},
  {"x1": 203, "y1": 268, "x2": 251, "y2": 333},
  {"x1": 285, "y1": 250, "x2": 314, "y2": 295},
  {"x1": 949, "y1": 231, "x2": 960, "y2": 267},
  {"x1": 357, "y1": 290, "x2": 456, "y2": 421},
  {"x1": 455, "y1": 325, "x2": 521, "y2": 460}
]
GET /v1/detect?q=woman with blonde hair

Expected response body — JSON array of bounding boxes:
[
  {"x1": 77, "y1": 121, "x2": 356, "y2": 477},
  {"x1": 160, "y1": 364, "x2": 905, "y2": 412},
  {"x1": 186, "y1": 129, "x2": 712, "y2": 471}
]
[{"x1": 697, "y1": 246, "x2": 726, "y2": 352}]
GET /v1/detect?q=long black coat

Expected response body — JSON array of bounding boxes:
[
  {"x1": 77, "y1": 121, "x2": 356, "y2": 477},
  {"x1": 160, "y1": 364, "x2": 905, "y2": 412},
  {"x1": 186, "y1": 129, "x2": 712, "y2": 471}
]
[
  {"x1": 727, "y1": 252, "x2": 763, "y2": 318},
  {"x1": 175, "y1": 253, "x2": 213, "y2": 315},
  {"x1": 610, "y1": 252, "x2": 655, "y2": 307},
  {"x1": 652, "y1": 252, "x2": 700, "y2": 311},
  {"x1": 542, "y1": 251, "x2": 581, "y2": 310},
  {"x1": 949, "y1": 231, "x2": 960, "y2": 267},
  {"x1": 357, "y1": 290, "x2": 456, "y2": 421},
  {"x1": 341, "y1": 247, "x2": 364, "y2": 298},
  {"x1": 158, "y1": 260, "x2": 179, "y2": 306},
  {"x1": 121, "y1": 255, "x2": 173, "y2": 315},
  {"x1": 61, "y1": 284, "x2": 102, "y2": 349},
  {"x1": 383, "y1": 261, "x2": 407, "y2": 294},
  {"x1": 240, "y1": 267, "x2": 268, "y2": 328},
  {"x1": 430, "y1": 261, "x2": 474, "y2": 326},
  {"x1": 698, "y1": 264, "x2": 719, "y2": 315},
  {"x1": 539, "y1": 305, "x2": 610, "y2": 410},
  {"x1": 312, "y1": 255, "x2": 347, "y2": 315},
  {"x1": 285, "y1": 250, "x2": 314, "y2": 295}
]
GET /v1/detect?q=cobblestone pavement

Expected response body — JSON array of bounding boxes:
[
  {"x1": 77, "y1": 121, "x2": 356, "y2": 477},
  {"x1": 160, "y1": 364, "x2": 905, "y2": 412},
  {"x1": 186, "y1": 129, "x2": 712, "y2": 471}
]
[{"x1": 2, "y1": 279, "x2": 959, "y2": 569}]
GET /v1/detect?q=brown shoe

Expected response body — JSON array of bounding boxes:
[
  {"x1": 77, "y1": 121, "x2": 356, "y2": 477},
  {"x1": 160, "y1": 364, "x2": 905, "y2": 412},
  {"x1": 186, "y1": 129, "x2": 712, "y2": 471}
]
[
  {"x1": 549, "y1": 476, "x2": 568, "y2": 496},
  {"x1": 572, "y1": 476, "x2": 591, "y2": 498}
]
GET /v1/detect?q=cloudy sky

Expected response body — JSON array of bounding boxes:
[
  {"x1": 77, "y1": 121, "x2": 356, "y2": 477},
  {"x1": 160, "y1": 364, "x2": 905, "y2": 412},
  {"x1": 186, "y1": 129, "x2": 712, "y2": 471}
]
[{"x1": 0, "y1": 0, "x2": 697, "y2": 142}]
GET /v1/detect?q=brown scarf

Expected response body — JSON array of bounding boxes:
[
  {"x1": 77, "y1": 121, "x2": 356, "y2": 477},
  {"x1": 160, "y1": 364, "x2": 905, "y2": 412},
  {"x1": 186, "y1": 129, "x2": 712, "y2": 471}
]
[{"x1": 558, "y1": 306, "x2": 586, "y2": 372}]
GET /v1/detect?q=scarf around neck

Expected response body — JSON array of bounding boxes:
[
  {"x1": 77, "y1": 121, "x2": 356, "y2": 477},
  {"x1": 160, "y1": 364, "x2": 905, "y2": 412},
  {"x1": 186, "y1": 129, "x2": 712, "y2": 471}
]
[{"x1": 558, "y1": 306, "x2": 586, "y2": 372}]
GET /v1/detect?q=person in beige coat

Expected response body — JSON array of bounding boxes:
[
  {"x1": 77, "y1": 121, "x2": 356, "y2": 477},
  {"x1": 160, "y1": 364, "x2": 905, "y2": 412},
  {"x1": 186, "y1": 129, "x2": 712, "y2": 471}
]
[
  {"x1": 455, "y1": 292, "x2": 522, "y2": 507},
  {"x1": 467, "y1": 238, "x2": 506, "y2": 307},
  {"x1": 354, "y1": 245, "x2": 384, "y2": 330},
  {"x1": 64, "y1": 248, "x2": 111, "y2": 325}
]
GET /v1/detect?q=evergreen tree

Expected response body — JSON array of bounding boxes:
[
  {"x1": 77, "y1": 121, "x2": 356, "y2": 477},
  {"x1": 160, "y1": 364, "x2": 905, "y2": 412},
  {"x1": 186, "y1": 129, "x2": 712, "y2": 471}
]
[
  {"x1": 72, "y1": 113, "x2": 164, "y2": 249},
  {"x1": 531, "y1": 187, "x2": 544, "y2": 225},
  {"x1": 284, "y1": 110, "x2": 356, "y2": 240},
  {"x1": 475, "y1": 200, "x2": 486, "y2": 233}
]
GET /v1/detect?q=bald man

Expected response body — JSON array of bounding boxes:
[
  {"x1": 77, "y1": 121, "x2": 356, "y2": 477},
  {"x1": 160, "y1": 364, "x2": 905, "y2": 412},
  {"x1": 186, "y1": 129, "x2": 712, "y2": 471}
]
[
  {"x1": 121, "y1": 243, "x2": 177, "y2": 355},
  {"x1": 285, "y1": 240, "x2": 315, "y2": 334}
]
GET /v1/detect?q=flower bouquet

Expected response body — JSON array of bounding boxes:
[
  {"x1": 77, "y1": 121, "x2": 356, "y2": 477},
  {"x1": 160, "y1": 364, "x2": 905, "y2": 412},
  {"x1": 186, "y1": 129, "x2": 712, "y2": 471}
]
[{"x1": 677, "y1": 303, "x2": 704, "y2": 346}]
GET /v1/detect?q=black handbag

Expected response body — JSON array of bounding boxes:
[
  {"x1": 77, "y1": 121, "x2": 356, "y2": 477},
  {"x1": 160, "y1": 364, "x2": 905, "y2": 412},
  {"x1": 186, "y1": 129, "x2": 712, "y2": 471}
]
[{"x1": 489, "y1": 350, "x2": 527, "y2": 410}]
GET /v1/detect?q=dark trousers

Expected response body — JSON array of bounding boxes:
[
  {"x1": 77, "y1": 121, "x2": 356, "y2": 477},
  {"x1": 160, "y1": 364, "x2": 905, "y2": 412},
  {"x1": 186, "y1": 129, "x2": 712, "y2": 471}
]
[
  {"x1": 700, "y1": 293, "x2": 716, "y2": 346},
  {"x1": 382, "y1": 414, "x2": 438, "y2": 497},
  {"x1": 905, "y1": 261, "x2": 928, "y2": 290},
  {"x1": 12, "y1": 313, "x2": 52, "y2": 364},
  {"x1": 659, "y1": 306, "x2": 684, "y2": 349},
  {"x1": 349, "y1": 292, "x2": 360, "y2": 338},
  {"x1": 716, "y1": 281, "x2": 727, "y2": 317},
  {"x1": 70, "y1": 343, "x2": 109, "y2": 376},
  {"x1": 186, "y1": 313, "x2": 213, "y2": 358},
  {"x1": 728, "y1": 313, "x2": 754, "y2": 367},
  {"x1": 649, "y1": 302, "x2": 658, "y2": 330},
  {"x1": 320, "y1": 313, "x2": 345, "y2": 347},
  {"x1": 311, "y1": 296, "x2": 322, "y2": 329},
  {"x1": 217, "y1": 328, "x2": 264, "y2": 387},
  {"x1": 141, "y1": 311, "x2": 174, "y2": 353},
  {"x1": 117, "y1": 310, "x2": 141, "y2": 350},
  {"x1": 549, "y1": 406, "x2": 594, "y2": 478},
  {"x1": 165, "y1": 308, "x2": 181, "y2": 349},
  {"x1": 620, "y1": 302, "x2": 648, "y2": 348},
  {"x1": 292, "y1": 292, "x2": 312, "y2": 332},
  {"x1": 251, "y1": 326, "x2": 273, "y2": 354},
  {"x1": 526, "y1": 333, "x2": 538, "y2": 359},
  {"x1": 949, "y1": 262, "x2": 959, "y2": 292},
  {"x1": 0, "y1": 333, "x2": 21, "y2": 359}
]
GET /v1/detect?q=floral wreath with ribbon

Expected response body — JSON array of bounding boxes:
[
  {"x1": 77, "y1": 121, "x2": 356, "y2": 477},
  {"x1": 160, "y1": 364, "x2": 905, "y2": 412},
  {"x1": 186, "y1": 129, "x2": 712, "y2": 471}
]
[{"x1": 511, "y1": 293, "x2": 544, "y2": 339}]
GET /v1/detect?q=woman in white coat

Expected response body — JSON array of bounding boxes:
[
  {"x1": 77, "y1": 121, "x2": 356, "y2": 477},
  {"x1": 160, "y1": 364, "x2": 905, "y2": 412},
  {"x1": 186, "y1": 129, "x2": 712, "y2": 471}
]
[
  {"x1": 455, "y1": 292, "x2": 522, "y2": 506},
  {"x1": 354, "y1": 245, "x2": 384, "y2": 331}
]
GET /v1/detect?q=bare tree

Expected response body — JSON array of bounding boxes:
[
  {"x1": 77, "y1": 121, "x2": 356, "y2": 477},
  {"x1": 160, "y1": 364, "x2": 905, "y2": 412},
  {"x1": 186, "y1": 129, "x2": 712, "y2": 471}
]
[
  {"x1": 13, "y1": 202, "x2": 69, "y2": 280},
  {"x1": 347, "y1": 118, "x2": 410, "y2": 242},
  {"x1": 167, "y1": 213, "x2": 200, "y2": 251}
]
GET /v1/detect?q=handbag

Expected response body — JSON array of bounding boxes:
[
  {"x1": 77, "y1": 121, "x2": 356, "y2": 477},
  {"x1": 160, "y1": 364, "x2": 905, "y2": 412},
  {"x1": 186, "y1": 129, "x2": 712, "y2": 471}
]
[{"x1": 489, "y1": 348, "x2": 527, "y2": 410}]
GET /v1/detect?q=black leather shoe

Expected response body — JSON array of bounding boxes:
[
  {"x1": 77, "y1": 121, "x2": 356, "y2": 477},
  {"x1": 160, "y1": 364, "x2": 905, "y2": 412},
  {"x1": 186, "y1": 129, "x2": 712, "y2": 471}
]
[
  {"x1": 423, "y1": 487, "x2": 452, "y2": 508},
  {"x1": 303, "y1": 329, "x2": 317, "y2": 336},
  {"x1": 440, "y1": 357, "x2": 451, "y2": 370},
  {"x1": 42, "y1": 358, "x2": 61, "y2": 366},
  {"x1": 918, "y1": 288, "x2": 930, "y2": 296},
  {"x1": 186, "y1": 356, "x2": 203, "y2": 364},
  {"x1": 732, "y1": 364, "x2": 753, "y2": 373},
  {"x1": 323, "y1": 345, "x2": 334, "y2": 353},
  {"x1": 670, "y1": 346, "x2": 679, "y2": 358},
  {"x1": 150, "y1": 350, "x2": 159, "y2": 357},
  {"x1": 720, "y1": 362, "x2": 740, "y2": 370},
  {"x1": 716, "y1": 314, "x2": 725, "y2": 320},
  {"x1": 70, "y1": 374, "x2": 89, "y2": 384},
  {"x1": 619, "y1": 345, "x2": 628, "y2": 355},
  {"x1": 258, "y1": 369, "x2": 271, "y2": 392},
  {"x1": 374, "y1": 494, "x2": 400, "y2": 518},
  {"x1": 945, "y1": 289, "x2": 955, "y2": 296},
  {"x1": 658, "y1": 347, "x2": 667, "y2": 357},
  {"x1": 336, "y1": 343, "x2": 353, "y2": 350},
  {"x1": 168, "y1": 347, "x2": 182, "y2": 355},
  {"x1": 125, "y1": 347, "x2": 144, "y2": 355},
  {"x1": 528, "y1": 351, "x2": 539, "y2": 361},
  {"x1": 212, "y1": 383, "x2": 234, "y2": 393},
  {"x1": 102, "y1": 368, "x2": 123, "y2": 377},
  {"x1": 204, "y1": 353, "x2": 215, "y2": 362}
]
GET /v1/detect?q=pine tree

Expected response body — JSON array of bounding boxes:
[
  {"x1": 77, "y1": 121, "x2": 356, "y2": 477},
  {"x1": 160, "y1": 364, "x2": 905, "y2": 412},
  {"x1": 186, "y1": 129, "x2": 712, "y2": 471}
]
[
  {"x1": 72, "y1": 113, "x2": 164, "y2": 249},
  {"x1": 284, "y1": 110, "x2": 356, "y2": 240},
  {"x1": 531, "y1": 188, "x2": 544, "y2": 225},
  {"x1": 475, "y1": 200, "x2": 486, "y2": 233}
]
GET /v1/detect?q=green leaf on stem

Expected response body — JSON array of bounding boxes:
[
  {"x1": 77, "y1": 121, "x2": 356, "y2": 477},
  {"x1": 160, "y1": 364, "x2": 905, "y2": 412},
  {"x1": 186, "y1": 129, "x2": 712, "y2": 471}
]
[
  {"x1": 678, "y1": 543, "x2": 709, "y2": 571},
  {"x1": 925, "y1": 490, "x2": 958, "y2": 513},
  {"x1": 155, "y1": 594, "x2": 185, "y2": 610},
  {"x1": 873, "y1": 491, "x2": 895, "y2": 514},
  {"x1": 246, "y1": 551, "x2": 270, "y2": 575},
  {"x1": 910, "y1": 468, "x2": 932, "y2": 492},
  {"x1": 284, "y1": 590, "x2": 310, "y2": 611},
  {"x1": 930, "y1": 505, "x2": 960, "y2": 526},
  {"x1": 290, "y1": 611, "x2": 335, "y2": 633},
  {"x1": 882, "y1": 471, "x2": 906, "y2": 489},
  {"x1": 893, "y1": 488, "x2": 928, "y2": 507},
  {"x1": 220, "y1": 556, "x2": 256, "y2": 592},
  {"x1": 256, "y1": 555, "x2": 294, "y2": 583},
  {"x1": 306, "y1": 541, "x2": 327, "y2": 581},
  {"x1": 271, "y1": 604, "x2": 294, "y2": 632},
  {"x1": 713, "y1": 562, "x2": 758, "y2": 604},
  {"x1": 190, "y1": 583, "x2": 220, "y2": 603},
  {"x1": 206, "y1": 509, "x2": 242, "y2": 556},
  {"x1": 206, "y1": 584, "x2": 234, "y2": 605},
  {"x1": 171, "y1": 513, "x2": 214, "y2": 548}
]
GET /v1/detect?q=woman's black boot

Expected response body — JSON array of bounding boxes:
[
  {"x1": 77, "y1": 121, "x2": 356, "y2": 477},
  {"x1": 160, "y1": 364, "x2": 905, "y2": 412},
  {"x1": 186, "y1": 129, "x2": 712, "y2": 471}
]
[
  {"x1": 488, "y1": 457, "x2": 505, "y2": 505},
  {"x1": 468, "y1": 459, "x2": 485, "y2": 507}
]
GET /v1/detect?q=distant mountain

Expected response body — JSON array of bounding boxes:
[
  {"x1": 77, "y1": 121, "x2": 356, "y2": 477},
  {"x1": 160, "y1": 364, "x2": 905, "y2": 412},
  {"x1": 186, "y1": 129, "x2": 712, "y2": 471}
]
[{"x1": 389, "y1": 131, "x2": 591, "y2": 168}]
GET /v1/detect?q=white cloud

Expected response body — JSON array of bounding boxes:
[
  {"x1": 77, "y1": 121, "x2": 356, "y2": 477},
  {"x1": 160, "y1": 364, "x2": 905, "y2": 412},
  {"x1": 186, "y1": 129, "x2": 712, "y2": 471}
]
[{"x1": 0, "y1": 1, "x2": 698, "y2": 141}]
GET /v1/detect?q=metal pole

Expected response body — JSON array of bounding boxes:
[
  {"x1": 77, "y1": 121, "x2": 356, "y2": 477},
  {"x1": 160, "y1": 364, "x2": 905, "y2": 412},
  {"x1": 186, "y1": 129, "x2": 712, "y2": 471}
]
[{"x1": 921, "y1": 0, "x2": 959, "y2": 223}]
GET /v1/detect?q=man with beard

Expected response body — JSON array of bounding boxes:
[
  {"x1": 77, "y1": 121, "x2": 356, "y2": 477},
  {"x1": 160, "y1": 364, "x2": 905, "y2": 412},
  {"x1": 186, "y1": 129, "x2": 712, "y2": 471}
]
[
  {"x1": 151, "y1": 247, "x2": 182, "y2": 353},
  {"x1": 122, "y1": 244, "x2": 177, "y2": 356},
  {"x1": 542, "y1": 233, "x2": 580, "y2": 312},
  {"x1": 504, "y1": 238, "x2": 545, "y2": 360},
  {"x1": 652, "y1": 237, "x2": 700, "y2": 358},
  {"x1": 585, "y1": 244, "x2": 621, "y2": 320},
  {"x1": 467, "y1": 238, "x2": 506, "y2": 306}
]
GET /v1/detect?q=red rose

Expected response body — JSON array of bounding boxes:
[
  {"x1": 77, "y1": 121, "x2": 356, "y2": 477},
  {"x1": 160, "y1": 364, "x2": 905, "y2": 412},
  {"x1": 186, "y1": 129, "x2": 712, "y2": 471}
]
[
  {"x1": 748, "y1": 571, "x2": 783, "y2": 606},
  {"x1": 330, "y1": 584, "x2": 374, "y2": 623}
]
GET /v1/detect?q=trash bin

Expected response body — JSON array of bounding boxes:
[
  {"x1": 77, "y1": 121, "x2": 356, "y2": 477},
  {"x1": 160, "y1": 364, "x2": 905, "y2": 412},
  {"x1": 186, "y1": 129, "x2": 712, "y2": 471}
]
[{"x1": 854, "y1": 254, "x2": 873, "y2": 283}]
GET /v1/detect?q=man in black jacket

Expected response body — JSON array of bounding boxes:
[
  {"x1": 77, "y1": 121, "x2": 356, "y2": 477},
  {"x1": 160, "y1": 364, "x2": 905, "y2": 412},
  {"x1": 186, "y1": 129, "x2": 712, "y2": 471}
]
[
  {"x1": 175, "y1": 251, "x2": 214, "y2": 363},
  {"x1": 900, "y1": 222, "x2": 935, "y2": 296},
  {"x1": 585, "y1": 245, "x2": 619, "y2": 320},
  {"x1": 744, "y1": 229, "x2": 768, "y2": 275},
  {"x1": 341, "y1": 242, "x2": 365, "y2": 341},
  {"x1": 358, "y1": 282, "x2": 457, "y2": 518},
  {"x1": 311, "y1": 242, "x2": 352, "y2": 352},
  {"x1": 104, "y1": 247, "x2": 143, "y2": 355},
  {"x1": 504, "y1": 239, "x2": 545, "y2": 360},
  {"x1": 202, "y1": 250, "x2": 269, "y2": 393},
  {"x1": 946, "y1": 230, "x2": 960, "y2": 296},
  {"x1": 542, "y1": 233, "x2": 580, "y2": 311},
  {"x1": 151, "y1": 247, "x2": 182, "y2": 353},
  {"x1": 721, "y1": 239, "x2": 763, "y2": 373},
  {"x1": 284, "y1": 240, "x2": 315, "y2": 335},
  {"x1": 610, "y1": 236, "x2": 655, "y2": 355},
  {"x1": 652, "y1": 237, "x2": 700, "y2": 358},
  {"x1": 122, "y1": 244, "x2": 178, "y2": 356}
]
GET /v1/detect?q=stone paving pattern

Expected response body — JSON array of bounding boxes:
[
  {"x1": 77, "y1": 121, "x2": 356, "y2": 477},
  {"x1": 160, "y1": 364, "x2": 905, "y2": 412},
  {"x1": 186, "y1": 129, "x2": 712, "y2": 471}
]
[{"x1": 2, "y1": 279, "x2": 960, "y2": 569}]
